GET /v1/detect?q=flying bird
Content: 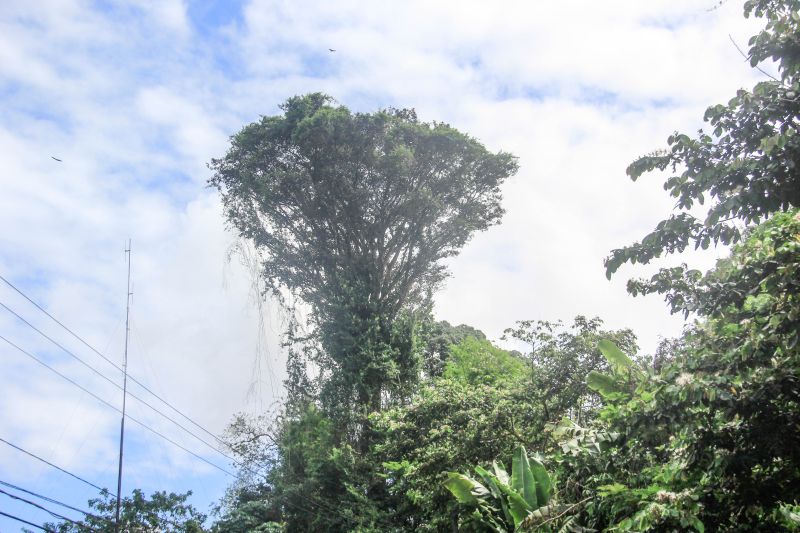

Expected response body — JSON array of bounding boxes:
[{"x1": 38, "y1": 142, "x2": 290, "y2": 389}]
[
  {"x1": 51, "y1": 156, "x2": 62, "y2": 162},
  {"x1": 329, "y1": 48, "x2": 336, "y2": 52}
]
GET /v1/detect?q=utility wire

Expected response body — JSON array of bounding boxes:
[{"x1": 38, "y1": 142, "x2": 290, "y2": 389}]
[
  {"x1": 0, "y1": 462, "x2": 331, "y2": 533},
  {"x1": 0, "y1": 300, "x2": 282, "y2": 483},
  {"x1": 0, "y1": 437, "x2": 113, "y2": 497},
  {"x1": 0, "y1": 479, "x2": 103, "y2": 522},
  {"x1": 0, "y1": 274, "x2": 230, "y2": 448},
  {"x1": 0, "y1": 334, "x2": 237, "y2": 478},
  {"x1": 0, "y1": 487, "x2": 99, "y2": 531},
  {"x1": 0, "y1": 301, "x2": 234, "y2": 462},
  {"x1": 0, "y1": 510, "x2": 55, "y2": 532},
  {"x1": 0, "y1": 334, "x2": 375, "y2": 529},
  {"x1": 0, "y1": 278, "x2": 383, "y2": 530}
]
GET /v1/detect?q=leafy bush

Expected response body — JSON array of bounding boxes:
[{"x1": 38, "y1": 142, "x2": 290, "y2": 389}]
[
  {"x1": 443, "y1": 445, "x2": 560, "y2": 532},
  {"x1": 557, "y1": 213, "x2": 800, "y2": 532}
]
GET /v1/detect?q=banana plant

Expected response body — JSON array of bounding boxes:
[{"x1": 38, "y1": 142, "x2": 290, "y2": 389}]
[
  {"x1": 443, "y1": 445, "x2": 557, "y2": 531},
  {"x1": 586, "y1": 339, "x2": 643, "y2": 399}
]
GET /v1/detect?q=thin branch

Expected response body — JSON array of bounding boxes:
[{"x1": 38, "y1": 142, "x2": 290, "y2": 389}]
[{"x1": 728, "y1": 34, "x2": 780, "y2": 82}]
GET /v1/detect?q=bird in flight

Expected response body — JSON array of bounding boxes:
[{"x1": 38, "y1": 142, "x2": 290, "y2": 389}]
[
  {"x1": 51, "y1": 156, "x2": 62, "y2": 162},
  {"x1": 329, "y1": 48, "x2": 336, "y2": 52}
]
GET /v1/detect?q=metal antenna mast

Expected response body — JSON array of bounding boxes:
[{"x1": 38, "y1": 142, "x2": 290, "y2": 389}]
[{"x1": 115, "y1": 240, "x2": 132, "y2": 532}]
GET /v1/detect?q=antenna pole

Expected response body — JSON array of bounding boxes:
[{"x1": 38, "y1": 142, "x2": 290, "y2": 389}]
[{"x1": 115, "y1": 240, "x2": 132, "y2": 533}]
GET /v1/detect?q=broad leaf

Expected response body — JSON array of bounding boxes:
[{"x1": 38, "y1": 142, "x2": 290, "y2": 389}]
[
  {"x1": 511, "y1": 445, "x2": 538, "y2": 509},
  {"x1": 475, "y1": 466, "x2": 502, "y2": 499},
  {"x1": 492, "y1": 460, "x2": 510, "y2": 486},
  {"x1": 587, "y1": 371, "x2": 624, "y2": 398},
  {"x1": 528, "y1": 456, "x2": 552, "y2": 505},
  {"x1": 475, "y1": 465, "x2": 512, "y2": 526},
  {"x1": 443, "y1": 473, "x2": 487, "y2": 505},
  {"x1": 598, "y1": 339, "x2": 633, "y2": 371},
  {"x1": 497, "y1": 479, "x2": 533, "y2": 528}
]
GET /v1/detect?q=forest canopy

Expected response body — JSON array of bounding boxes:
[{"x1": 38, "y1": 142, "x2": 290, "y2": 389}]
[
  {"x1": 50, "y1": 0, "x2": 800, "y2": 531},
  {"x1": 210, "y1": 1, "x2": 800, "y2": 530}
]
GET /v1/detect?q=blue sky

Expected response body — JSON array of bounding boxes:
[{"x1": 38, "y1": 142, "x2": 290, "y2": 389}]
[{"x1": 0, "y1": 0, "x2": 765, "y2": 529}]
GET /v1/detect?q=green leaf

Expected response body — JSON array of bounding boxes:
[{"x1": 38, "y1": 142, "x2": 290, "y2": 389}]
[
  {"x1": 475, "y1": 466, "x2": 512, "y2": 526},
  {"x1": 587, "y1": 371, "x2": 624, "y2": 397},
  {"x1": 492, "y1": 460, "x2": 510, "y2": 486},
  {"x1": 474, "y1": 466, "x2": 501, "y2": 499},
  {"x1": 597, "y1": 483, "x2": 628, "y2": 496},
  {"x1": 528, "y1": 456, "x2": 551, "y2": 506},
  {"x1": 598, "y1": 339, "x2": 633, "y2": 371},
  {"x1": 497, "y1": 480, "x2": 532, "y2": 528},
  {"x1": 511, "y1": 445, "x2": 538, "y2": 509},
  {"x1": 443, "y1": 473, "x2": 487, "y2": 505},
  {"x1": 382, "y1": 460, "x2": 408, "y2": 472}
]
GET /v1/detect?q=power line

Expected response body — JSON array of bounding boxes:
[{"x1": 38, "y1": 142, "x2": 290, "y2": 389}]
[
  {"x1": 0, "y1": 301, "x2": 236, "y2": 463},
  {"x1": 0, "y1": 298, "x2": 279, "y2": 483},
  {"x1": 0, "y1": 437, "x2": 113, "y2": 497},
  {"x1": 0, "y1": 277, "x2": 299, "y2": 495},
  {"x1": 0, "y1": 486, "x2": 99, "y2": 531},
  {"x1": 0, "y1": 335, "x2": 364, "y2": 523},
  {"x1": 0, "y1": 510, "x2": 55, "y2": 532},
  {"x1": 0, "y1": 300, "x2": 125, "y2": 391},
  {"x1": 0, "y1": 333, "x2": 376, "y2": 529},
  {"x1": 0, "y1": 345, "x2": 383, "y2": 532},
  {"x1": 0, "y1": 277, "x2": 384, "y2": 530},
  {"x1": 0, "y1": 334, "x2": 237, "y2": 478},
  {"x1": 2, "y1": 450, "x2": 336, "y2": 533},
  {"x1": 0, "y1": 273, "x2": 232, "y2": 449},
  {"x1": 0, "y1": 479, "x2": 103, "y2": 522}
]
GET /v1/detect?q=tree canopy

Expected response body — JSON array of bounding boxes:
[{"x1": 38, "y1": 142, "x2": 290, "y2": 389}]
[
  {"x1": 210, "y1": 93, "x2": 518, "y2": 420},
  {"x1": 210, "y1": 93, "x2": 516, "y2": 318},
  {"x1": 45, "y1": 2, "x2": 800, "y2": 533},
  {"x1": 48, "y1": 489, "x2": 206, "y2": 533},
  {"x1": 214, "y1": 3, "x2": 800, "y2": 530},
  {"x1": 605, "y1": 0, "x2": 800, "y2": 291}
]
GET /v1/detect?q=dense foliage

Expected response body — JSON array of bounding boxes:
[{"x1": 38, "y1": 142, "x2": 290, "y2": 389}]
[
  {"x1": 556, "y1": 212, "x2": 800, "y2": 532},
  {"x1": 210, "y1": 94, "x2": 518, "y2": 436},
  {"x1": 443, "y1": 445, "x2": 555, "y2": 532},
  {"x1": 47, "y1": 489, "x2": 206, "y2": 532},
  {"x1": 373, "y1": 340, "x2": 538, "y2": 531},
  {"x1": 605, "y1": 0, "x2": 800, "y2": 291},
  {"x1": 50, "y1": 1, "x2": 800, "y2": 531},
  {"x1": 207, "y1": 93, "x2": 520, "y2": 530},
  {"x1": 503, "y1": 316, "x2": 639, "y2": 426}
]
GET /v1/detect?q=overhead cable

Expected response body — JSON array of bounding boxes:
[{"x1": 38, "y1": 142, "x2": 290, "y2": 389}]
[
  {"x1": 0, "y1": 510, "x2": 55, "y2": 532},
  {"x1": 0, "y1": 436, "x2": 113, "y2": 497},
  {"x1": 0, "y1": 301, "x2": 233, "y2": 462},
  {"x1": 0, "y1": 479, "x2": 103, "y2": 521},
  {"x1": 0, "y1": 334, "x2": 236, "y2": 478},
  {"x1": 0, "y1": 274, "x2": 229, "y2": 448},
  {"x1": 0, "y1": 486, "x2": 99, "y2": 531}
]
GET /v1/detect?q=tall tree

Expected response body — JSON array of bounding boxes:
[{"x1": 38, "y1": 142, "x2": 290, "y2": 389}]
[{"x1": 210, "y1": 93, "x2": 517, "y2": 436}]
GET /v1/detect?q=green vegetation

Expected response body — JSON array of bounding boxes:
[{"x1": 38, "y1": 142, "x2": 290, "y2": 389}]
[
  {"x1": 443, "y1": 337, "x2": 527, "y2": 387},
  {"x1": 605, "y1": 0, "x2": 800, "y2": 291},
  {"x1": 47, "y1": 489, "x2": 206, "y2": 532},
  {"x1": 443, "y1": 445, "x2": 555, "y2": 532},
  {"x1": 557, "y1": 212, "x2": 800, "y2": 532},
  {"x1": 209, "y1": 93, "x2": 518, "y2": 441},
  {"x1": 51, "y1": 0, "x2": 800, "y2": 530}
]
